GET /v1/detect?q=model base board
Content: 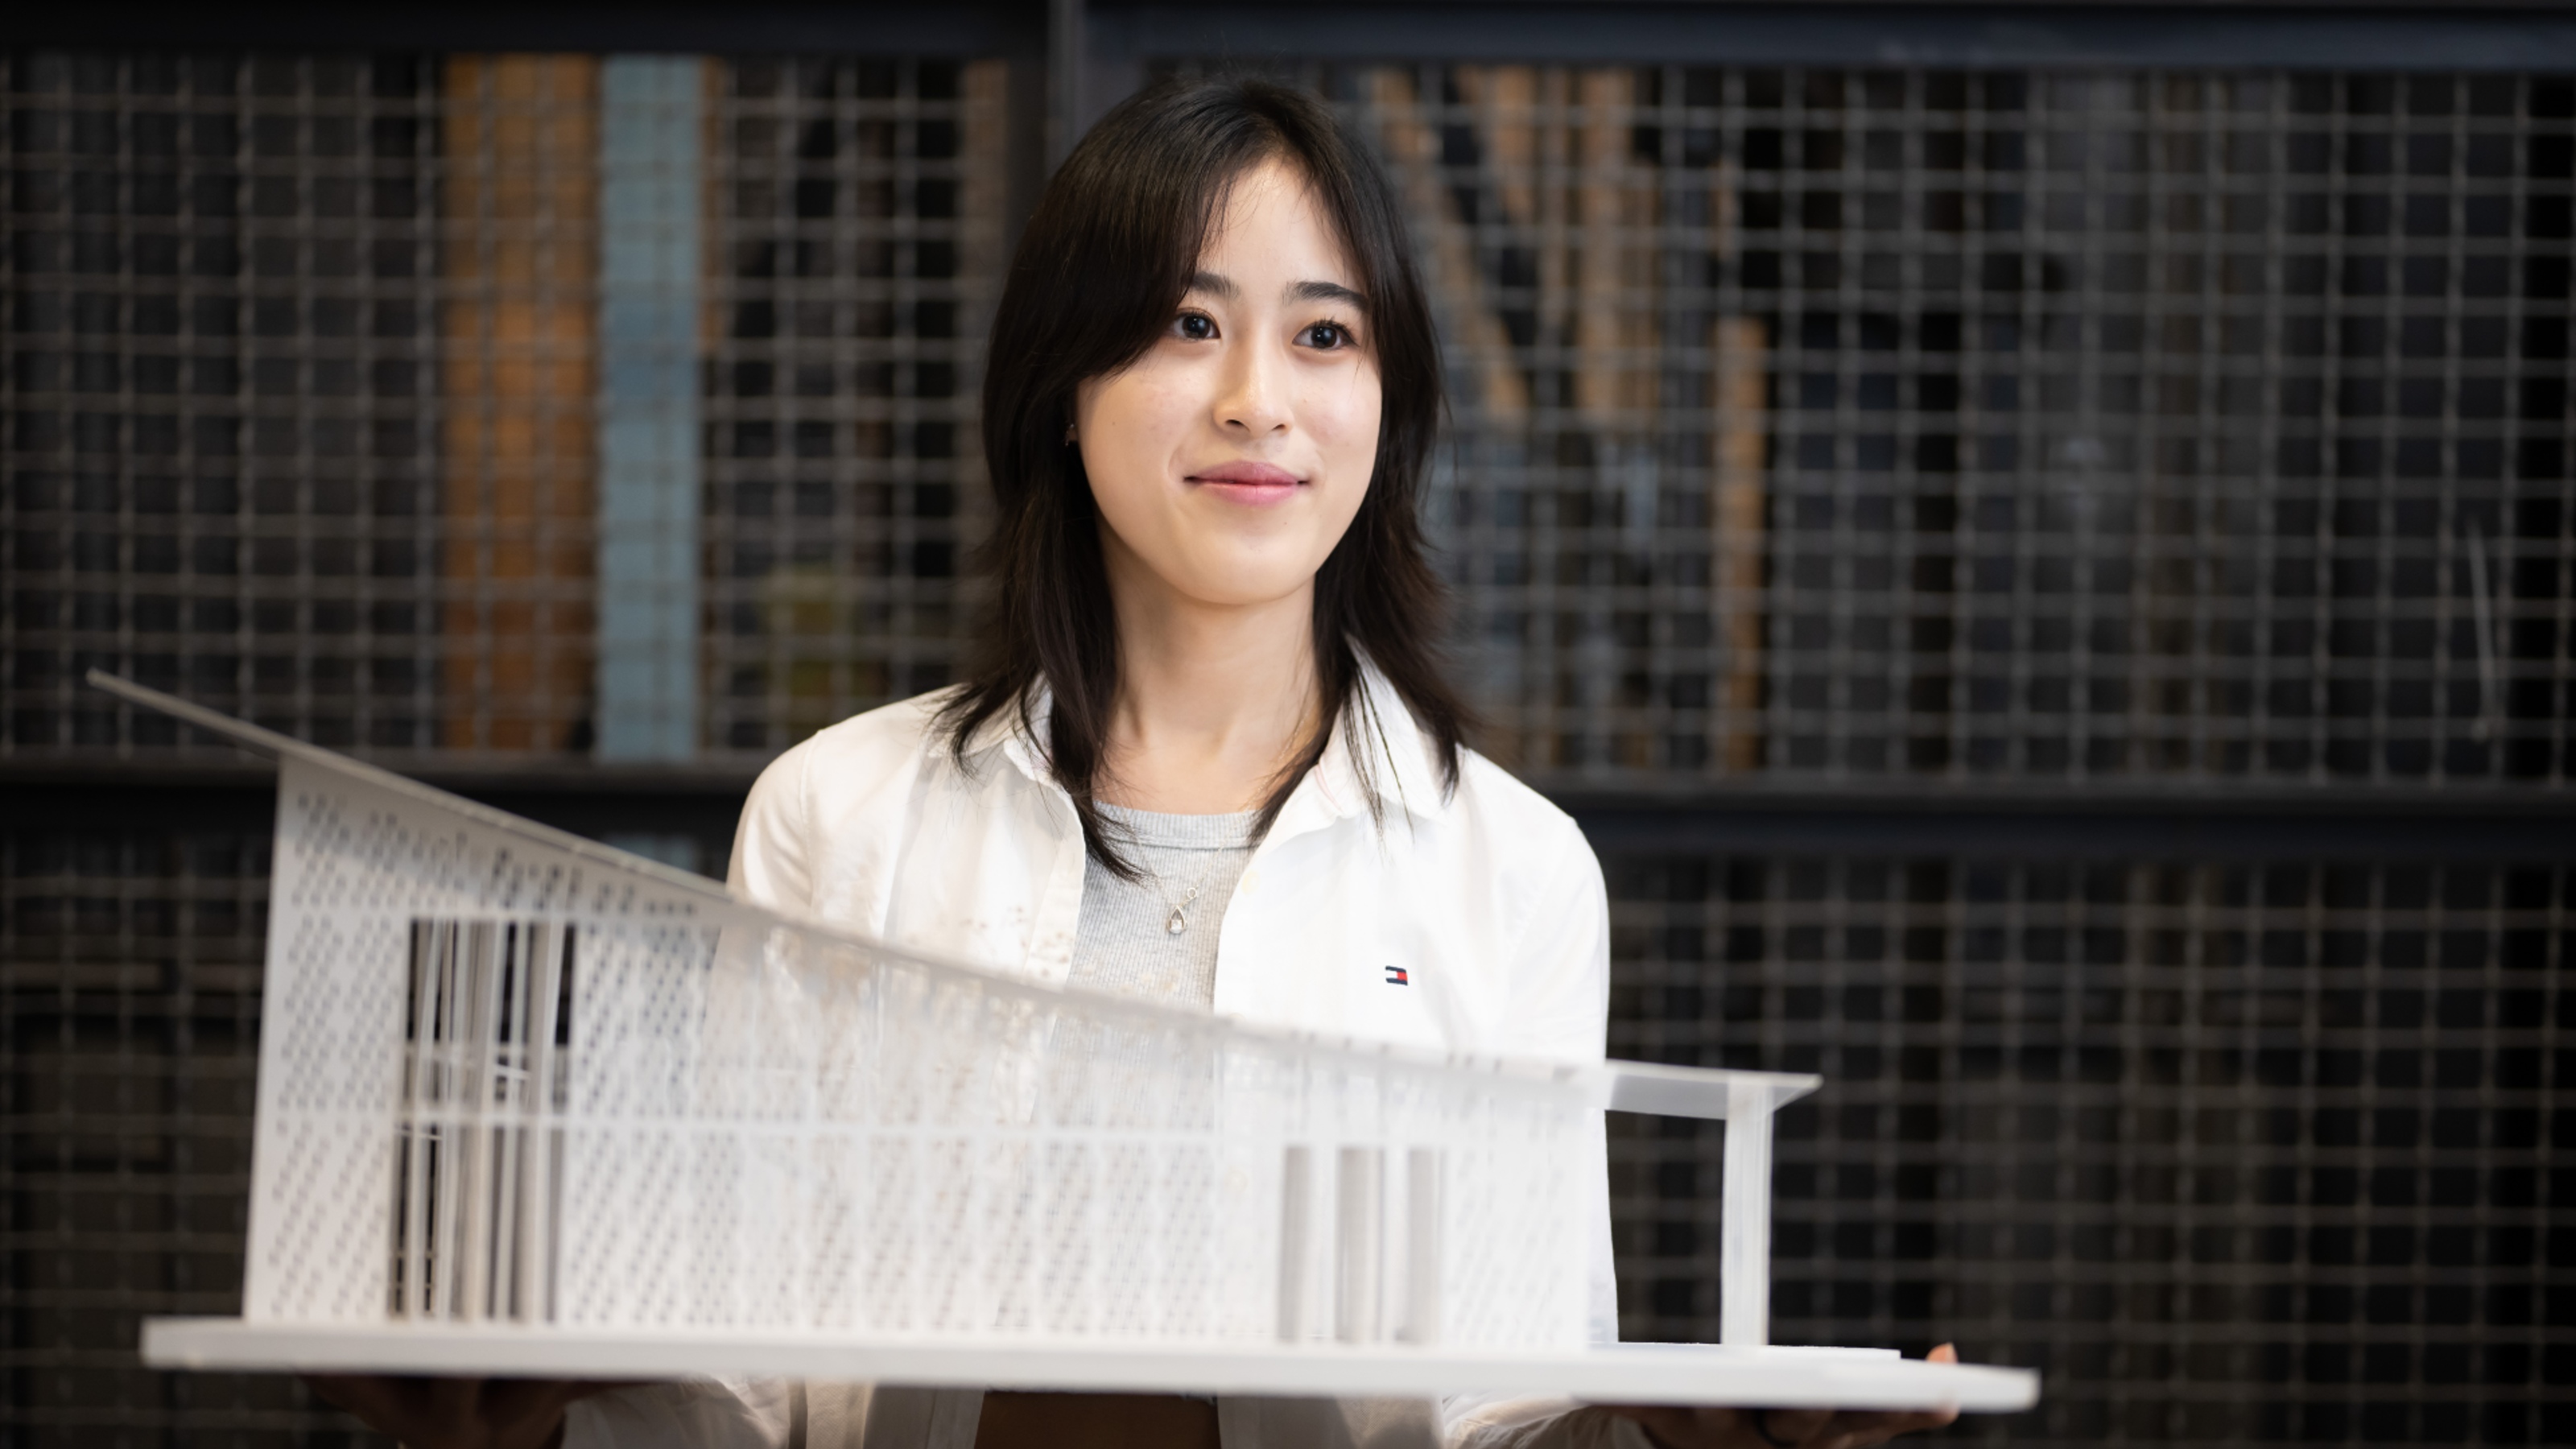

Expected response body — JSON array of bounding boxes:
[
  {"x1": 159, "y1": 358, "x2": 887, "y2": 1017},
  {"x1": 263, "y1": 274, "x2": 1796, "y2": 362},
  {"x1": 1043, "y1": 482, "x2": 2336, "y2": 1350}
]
[{"x1": 143, "y1": 1319, "x2": 2037, "y2": 1413}]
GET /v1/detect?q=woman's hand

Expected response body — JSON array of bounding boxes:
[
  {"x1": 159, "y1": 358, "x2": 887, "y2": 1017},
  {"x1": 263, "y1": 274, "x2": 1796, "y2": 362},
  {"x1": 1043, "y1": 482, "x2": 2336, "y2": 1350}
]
[
  {"x1": 301, "y1": 1374, "x2": 619, "y2": 1449},
  {"x1": 1600, "y1": 1343, "x2": 1963, "y2": 1449}
]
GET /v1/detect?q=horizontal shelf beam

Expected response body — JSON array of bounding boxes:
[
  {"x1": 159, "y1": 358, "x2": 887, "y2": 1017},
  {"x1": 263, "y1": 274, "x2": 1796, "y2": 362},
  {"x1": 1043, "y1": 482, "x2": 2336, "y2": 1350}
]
[
  {"x1": 1092, "y1": 2, "x2": 2576, "y2": 72},
  {"x1": 1567, "y1": 801, "x2": 2576, "y2": 861},
  {"x1": 14, "y1": 2, "x2": 2571, "y2": 71},
  {"x1": 10, "y1": 771, "x2": 2573, "y2": 860},
  {"x1": 10, "y1": 0, "x2": 1051, "y2": 56}
]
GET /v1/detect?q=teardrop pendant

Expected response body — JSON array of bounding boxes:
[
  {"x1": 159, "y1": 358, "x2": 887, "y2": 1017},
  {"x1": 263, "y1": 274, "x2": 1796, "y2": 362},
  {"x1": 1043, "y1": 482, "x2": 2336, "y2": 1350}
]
[{"x1": 1166, "y1": 908, "x2": 1187, "y2": 936}]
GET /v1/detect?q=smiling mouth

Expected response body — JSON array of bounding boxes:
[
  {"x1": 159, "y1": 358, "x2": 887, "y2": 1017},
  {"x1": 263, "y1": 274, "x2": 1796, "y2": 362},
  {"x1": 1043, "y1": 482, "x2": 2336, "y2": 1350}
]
[{"x1": 1186, "y1": 461, "x2": 1303, "y2": 490}]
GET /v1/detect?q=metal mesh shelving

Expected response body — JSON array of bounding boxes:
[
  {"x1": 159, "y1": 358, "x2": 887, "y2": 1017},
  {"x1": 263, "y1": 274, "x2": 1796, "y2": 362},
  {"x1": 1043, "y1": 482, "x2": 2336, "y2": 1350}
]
[
  {"x1": 1290, "y1": 63, "x2": 2576, "y2": 787},
  {"x1": 4, "y1": 32, "x2": 2574, "y2": 1449},
  {"x1": 702, "y1": 55, "x2": 1005, "y2": 753},
  {"x1": 1605, "y1": 849, "x2": 2566, "y2": 1443},
  {"x1": 11, "y1": 58, "x2": 2573, "y2": 783},
  {"x1": 3, "y1": 50, "x2": 1001, "y2": 762},
  {"x1": 1, "y1": 819, "x2": 352, "y2": 1444},
  {"x1": 3, "y1": 52, "x2": 446, "y2": 755}
]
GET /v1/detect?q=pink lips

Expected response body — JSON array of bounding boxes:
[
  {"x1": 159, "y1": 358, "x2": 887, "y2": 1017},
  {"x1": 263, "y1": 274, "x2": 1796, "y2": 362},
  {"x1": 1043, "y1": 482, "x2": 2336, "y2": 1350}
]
[{"x1": 1187, "y1": 460, "x2": 1303, "y2": 502}]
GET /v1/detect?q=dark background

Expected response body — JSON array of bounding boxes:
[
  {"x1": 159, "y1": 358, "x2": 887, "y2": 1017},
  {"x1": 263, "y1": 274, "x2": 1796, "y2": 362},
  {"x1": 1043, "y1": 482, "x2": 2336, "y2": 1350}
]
[{"x1": 5, "y1": 4, "x2": 2574, "y2": 1443}]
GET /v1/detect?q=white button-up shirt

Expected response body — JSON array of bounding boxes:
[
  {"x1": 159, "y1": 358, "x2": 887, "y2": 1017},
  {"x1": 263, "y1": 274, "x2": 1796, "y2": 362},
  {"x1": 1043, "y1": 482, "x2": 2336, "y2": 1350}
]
[{"x1": 565, "y1": 667, "x2": 1644, "y2": 1449}]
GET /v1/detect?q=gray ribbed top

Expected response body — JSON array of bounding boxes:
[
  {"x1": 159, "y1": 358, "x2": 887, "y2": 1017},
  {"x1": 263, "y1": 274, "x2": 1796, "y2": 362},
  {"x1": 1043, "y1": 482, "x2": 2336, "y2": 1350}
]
[{"x1": 1066, "y1": 802, "x2": 1261, "y2": 1009}]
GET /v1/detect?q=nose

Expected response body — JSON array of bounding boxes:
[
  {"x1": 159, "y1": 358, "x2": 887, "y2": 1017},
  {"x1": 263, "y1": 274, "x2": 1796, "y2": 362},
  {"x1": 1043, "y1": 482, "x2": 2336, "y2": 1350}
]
[{"x1": 1213, "y1": 334, "x2": 1291, "y2": 438}]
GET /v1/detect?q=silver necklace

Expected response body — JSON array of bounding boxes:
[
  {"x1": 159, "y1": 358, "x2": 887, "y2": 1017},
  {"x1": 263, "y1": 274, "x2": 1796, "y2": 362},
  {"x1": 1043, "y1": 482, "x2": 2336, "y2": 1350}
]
[{"x1": 1146, "y1": 851, "x2": 1226, "y2": 936}]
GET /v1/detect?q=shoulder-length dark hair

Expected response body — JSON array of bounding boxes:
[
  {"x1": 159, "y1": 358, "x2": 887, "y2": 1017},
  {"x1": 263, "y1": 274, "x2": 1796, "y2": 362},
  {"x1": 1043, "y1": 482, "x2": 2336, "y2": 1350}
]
[{"x1": 939, "y1": 75, "x2": 1468, "y2": 875}]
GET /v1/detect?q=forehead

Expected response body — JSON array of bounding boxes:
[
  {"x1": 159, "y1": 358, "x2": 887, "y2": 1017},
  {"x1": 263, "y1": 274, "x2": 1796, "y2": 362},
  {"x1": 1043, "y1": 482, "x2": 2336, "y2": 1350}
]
[{"x1": 1197, "y1": 158, "x2": 1357, "y2": 283}]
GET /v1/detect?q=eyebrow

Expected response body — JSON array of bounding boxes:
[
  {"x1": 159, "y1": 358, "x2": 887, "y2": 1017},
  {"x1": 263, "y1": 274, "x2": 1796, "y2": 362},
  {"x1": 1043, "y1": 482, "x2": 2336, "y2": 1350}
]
[
  {"x1": 1290, "y1": 279, "x2": 1368, "y2": 310},
  {"x1": 1187, "y1": 270, "x2": 1368, "y2": 311}
]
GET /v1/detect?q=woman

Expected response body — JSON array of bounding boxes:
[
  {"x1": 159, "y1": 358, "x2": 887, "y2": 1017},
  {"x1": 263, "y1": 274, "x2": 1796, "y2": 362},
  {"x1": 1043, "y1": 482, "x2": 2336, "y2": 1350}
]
[{"x1": 312, "y1": 76, "x2": 1959, "y2": 1449}]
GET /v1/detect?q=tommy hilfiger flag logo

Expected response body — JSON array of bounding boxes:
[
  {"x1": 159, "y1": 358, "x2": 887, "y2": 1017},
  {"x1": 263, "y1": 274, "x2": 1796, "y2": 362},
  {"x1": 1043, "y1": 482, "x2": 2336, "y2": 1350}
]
[{"x1": 1384, "y1": 965, "x2": 1409, "y2": 985}]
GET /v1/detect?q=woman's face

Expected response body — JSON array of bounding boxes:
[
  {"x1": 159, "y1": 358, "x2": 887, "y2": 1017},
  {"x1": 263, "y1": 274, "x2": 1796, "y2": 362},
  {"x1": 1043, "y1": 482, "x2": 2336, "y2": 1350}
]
[{"x1": 1074, "y1": 159, "x2": 1381, "y2": 615}]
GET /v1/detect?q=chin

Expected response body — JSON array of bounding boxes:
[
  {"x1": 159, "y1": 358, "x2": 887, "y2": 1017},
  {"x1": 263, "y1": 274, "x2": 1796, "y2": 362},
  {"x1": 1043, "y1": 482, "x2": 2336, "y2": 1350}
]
[
  {"x1": 1159, "y1": 535, "x2": 1327, "y2": 589},
  {"x1": 1170, "y1": 563, "x2": 1317, "y2": 609}
]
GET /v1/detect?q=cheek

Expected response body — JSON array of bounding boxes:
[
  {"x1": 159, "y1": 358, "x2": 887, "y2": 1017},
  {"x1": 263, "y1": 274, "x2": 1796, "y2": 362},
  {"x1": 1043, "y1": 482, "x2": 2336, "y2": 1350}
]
[
  {"x1": 1311, "y1": 374, "x2": 1384, "y2": 484},
  {"x1": 1093, "y1": 357, "x2": 1207, "y2": 436},
  {"x1": 1080, "y1": 377, "x2": 1183, "y2": 499}
]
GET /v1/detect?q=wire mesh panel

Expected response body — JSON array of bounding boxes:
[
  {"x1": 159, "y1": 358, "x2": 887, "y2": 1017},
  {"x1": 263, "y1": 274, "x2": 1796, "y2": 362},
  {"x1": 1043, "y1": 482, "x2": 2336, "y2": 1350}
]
[
  {"x1": 2, "y1": 50, "x2": 1008, "y2": 762},
  {"x1": 1216, "y1": 63, "x2": 2576, "y2": 786},
  {"x1": 700, "y1": 56, "x2": 1008, "y2": 753},
  {"x1": 0, "y1": 42, "x2": 1010, "y2": 1447},
  {"x1": 3, "y1": 52, "x2": 446, "y2": 755},
  {"x1": 10, "y1": 58, "x2": 2571, "y2": 775},
  {"x1": 0, "y1": 818, "x2": 386, "y2": 1445},
  {"x1": 1606, "y1": 849, "x2": 2567, "y2": 1446},
  {"x1": 9, "y1": 36, "x2": 2576, "y2": 1449}
]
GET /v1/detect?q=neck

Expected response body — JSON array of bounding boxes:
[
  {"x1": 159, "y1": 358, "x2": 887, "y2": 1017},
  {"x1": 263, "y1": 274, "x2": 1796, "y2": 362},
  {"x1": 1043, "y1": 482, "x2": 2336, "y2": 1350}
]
[{"x1": 1096, "y1": 544, "x2": 1319, "y2": 815}]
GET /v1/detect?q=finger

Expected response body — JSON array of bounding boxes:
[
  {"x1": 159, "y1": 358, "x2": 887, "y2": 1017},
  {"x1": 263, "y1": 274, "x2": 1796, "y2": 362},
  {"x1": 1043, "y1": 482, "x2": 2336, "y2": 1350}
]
[
  {"x1": 1850, "y1": 1343, "x2": 1963, "y2": 1439},
  {"x1": 1918, "y1": 1344, "x2": 1963, "y2": 1429},
  {"x1": 1750, "y1": 1344, "x2": 1969, "y2": 1449}
]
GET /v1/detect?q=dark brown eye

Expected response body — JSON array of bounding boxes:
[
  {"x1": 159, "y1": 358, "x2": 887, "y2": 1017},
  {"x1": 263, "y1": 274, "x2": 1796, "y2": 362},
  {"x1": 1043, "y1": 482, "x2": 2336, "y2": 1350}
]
[
  {"x1": 1175, "y1": 312, "x2": 1217, "y2": 341},
  {"x1": 1301, "y1": 321, "x2": 1350, "y2": 350}
]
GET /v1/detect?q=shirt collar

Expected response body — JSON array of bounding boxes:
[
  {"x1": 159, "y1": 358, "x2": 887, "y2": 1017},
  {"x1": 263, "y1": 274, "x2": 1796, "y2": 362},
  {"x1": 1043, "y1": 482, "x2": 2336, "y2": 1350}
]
[
  {"x1": 960, "y1": 657, "x2": 1451, "y2": 824},
  {"x1": 960, "y1": 683, "x2": 1055, "y2": 789},
  {"x1": 1307, "y1": 657, "x2": 1450, "y2": 825}
]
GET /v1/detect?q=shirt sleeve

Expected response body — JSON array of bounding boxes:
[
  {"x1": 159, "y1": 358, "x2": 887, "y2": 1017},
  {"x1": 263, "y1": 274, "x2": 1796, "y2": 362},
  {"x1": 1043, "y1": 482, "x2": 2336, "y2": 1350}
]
[
  {"x1": 1498, "y1": 819, "x2": 1620, "y2": 1343},
  {"x1": 729, "y1": 737, "x2": 815, "y2": 907},
  {"x1": 1441, "y1": 819, "x2": 1625, "y2": 1447},
  {"x1": 1495, "y1": 819, "x2": 1613, "y2": 1067}
]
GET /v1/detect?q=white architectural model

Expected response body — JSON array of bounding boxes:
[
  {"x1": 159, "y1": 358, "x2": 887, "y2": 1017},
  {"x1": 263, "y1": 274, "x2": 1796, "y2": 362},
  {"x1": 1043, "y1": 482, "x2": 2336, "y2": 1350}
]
[{"x1": 112, "y1": 675, "x2": 2036, "y2": 1412}]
